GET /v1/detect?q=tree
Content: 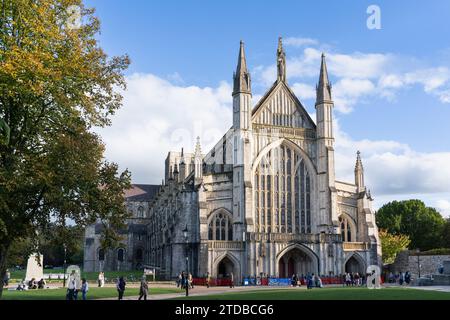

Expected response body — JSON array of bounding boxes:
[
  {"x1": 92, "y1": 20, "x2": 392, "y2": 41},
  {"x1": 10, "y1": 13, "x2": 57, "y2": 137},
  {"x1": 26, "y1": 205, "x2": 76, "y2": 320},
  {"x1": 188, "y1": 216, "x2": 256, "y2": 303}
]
[
  {"x1": 442, "y1": 218, "x2": 450, "y2": 249},
  {"x1": 376, "y1": 200, "x2": 446, "y2": 251},
  {"x1": 379, "y1": 229, "x2": 411, "y2": 264},
  {"x1": 0, "y1": 0, "x2": 131, "y2": 298}
]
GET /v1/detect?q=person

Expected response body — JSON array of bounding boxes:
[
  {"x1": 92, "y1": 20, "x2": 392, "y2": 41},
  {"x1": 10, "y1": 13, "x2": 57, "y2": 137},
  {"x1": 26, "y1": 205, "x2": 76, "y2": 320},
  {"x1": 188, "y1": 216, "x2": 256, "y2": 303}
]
[
  {"x1": 438, "y1": 265, "x2": 444, "y2": 274},
  {"x1": 117, "y1": 276, "x2": 126, "y2": 300},
  {"x1": 38, "y1": 278, "x2": 46, "y2": 289},
  {"x1": 16, "y1": 280, "x2": 26, "y2": 291},
  {"x1": 291, "y1": 274, "x2": 297, "y2": 287},
  {"x1": 345, "y1": 273, "x2": 351, "y2": 287},
  {"x1": 205, "y1": 272, "x2": 210, "y2": 288},
  {"x1": 306, "y1": 274, "x2": 313, "y2": 289},
  {"x1": 230, "y1": 272, "x2": 234, "y2": 288},
  {"x1": 28, "y1": 278, "x2": 37, "y2": 289},
  {"x1": 399, "y1": 272, "x2": 404, "y2": 285},
  {"x1": 404, "y1": 272, "x2": 411, "y2": 285},
  {"x1": 81, "y1": 278, "x2": 89, "y2": 300},
  {"x1": 98, "y1": 272, "x2": 105, "y2": 287},
  {"x1": 354, "y1": 273, "x2": 360, "y2": 286},
  {"x1": 188, "y1": 273, "x2": 194, "y2": 289},
  {"x1": 177, "y1": 273, "x2": 182, "y2": 288},
  {"x1": 139, "y1": 276, "x2": 149, "y2": 300},
  {"x1": 67, "y1": 275, "x2": 76, "y2": 300},
  {"x1": 3, "y1": 269, "x2": 10, "y2": 288}
]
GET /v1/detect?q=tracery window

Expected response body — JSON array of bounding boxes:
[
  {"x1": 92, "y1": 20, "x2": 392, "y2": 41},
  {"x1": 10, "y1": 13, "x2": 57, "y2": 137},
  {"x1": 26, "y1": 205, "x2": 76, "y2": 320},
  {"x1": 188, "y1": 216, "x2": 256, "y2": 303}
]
[
  {"x1": 208, "y1": 211, "x2": 233, "y2": 241},
  {"x1": 339, "y1": 215, "x2": 354, "y2": 242},
  {"x1": 254, "y1": 144, "x2": 311, "y2": 234}
]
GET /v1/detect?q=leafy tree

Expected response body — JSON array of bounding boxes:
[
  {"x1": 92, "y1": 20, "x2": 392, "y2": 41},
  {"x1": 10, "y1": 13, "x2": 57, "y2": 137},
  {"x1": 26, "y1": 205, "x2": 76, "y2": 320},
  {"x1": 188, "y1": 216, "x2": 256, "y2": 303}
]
[
  {"x1": 442, "y1": 218, "x2": 450, "y2": 249},
  {"x1": 0, "y1": 0, "x2": 131, "y2": 298},
  {"x1": 376, "y1": 200, "x2": 446, "y2": 251},
  {"x1": 379, "y1": 229, "x2": 411, "y2": 264}
]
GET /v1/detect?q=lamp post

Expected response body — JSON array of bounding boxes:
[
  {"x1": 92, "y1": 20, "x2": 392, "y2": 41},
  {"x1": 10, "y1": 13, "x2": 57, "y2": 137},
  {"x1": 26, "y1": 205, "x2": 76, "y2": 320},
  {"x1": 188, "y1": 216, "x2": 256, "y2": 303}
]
[
  {"x1": 63, "y1": 244, "x2": 67, "y2": 288},
  {"x1": 183, "y1": 225, "x2": 189, "y2": 297},
  {"x1": 416, "y1": 248, "x2": 421, "y2": 278}
]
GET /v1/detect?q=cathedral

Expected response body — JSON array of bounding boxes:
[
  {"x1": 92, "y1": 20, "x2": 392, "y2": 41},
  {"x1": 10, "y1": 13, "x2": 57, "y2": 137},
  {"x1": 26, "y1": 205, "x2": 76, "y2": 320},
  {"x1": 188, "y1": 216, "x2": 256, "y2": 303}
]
[{"x1": 84, "y1": 38, "x2": 382, "y2": 283}]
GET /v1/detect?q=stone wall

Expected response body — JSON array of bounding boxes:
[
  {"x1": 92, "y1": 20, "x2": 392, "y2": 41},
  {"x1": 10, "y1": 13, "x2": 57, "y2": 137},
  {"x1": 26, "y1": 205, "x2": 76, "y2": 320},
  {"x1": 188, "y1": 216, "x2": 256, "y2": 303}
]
[{"x1": 389, "y1": 250, "x2": 450, "y2": 278}]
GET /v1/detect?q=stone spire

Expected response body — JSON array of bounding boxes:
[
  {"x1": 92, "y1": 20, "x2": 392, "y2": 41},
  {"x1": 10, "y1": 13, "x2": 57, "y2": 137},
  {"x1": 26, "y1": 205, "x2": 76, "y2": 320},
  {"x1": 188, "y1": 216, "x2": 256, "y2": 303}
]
[
  {"x1": 194, "y1": 137, "x2": 203, "y2": 184},
  {"x1": 179, "y1": 148, "x2": 186, "y2": 183},
  {"x1": 194, "y1": 137, "x2": 202, "y2": 156},
  {"x1": 355, "y1": 151, "x2": 365, "y2": 191},
  {"x1": 316, "y1": 53, "x2": 332, "y2": 105},
  {"x1": 233, "y1": 40, "x2": 251, "y2": 96},
  {"x1": 277, "y1": 37, "x2": 286, "y2": 82}
]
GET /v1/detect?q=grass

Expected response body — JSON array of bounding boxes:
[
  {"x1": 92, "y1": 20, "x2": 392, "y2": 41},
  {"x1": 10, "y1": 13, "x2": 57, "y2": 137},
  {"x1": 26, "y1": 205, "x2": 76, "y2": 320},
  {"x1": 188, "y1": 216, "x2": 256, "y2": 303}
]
[
  {"x1": 9, "y1": 269, "x2": 147, "y2": 282},
  {"x1": 1, "y1": 286, "x2": 180, "y2": 300},
  {"x1": 174, "y1": 287, "x2": 450, "y2": 300}
]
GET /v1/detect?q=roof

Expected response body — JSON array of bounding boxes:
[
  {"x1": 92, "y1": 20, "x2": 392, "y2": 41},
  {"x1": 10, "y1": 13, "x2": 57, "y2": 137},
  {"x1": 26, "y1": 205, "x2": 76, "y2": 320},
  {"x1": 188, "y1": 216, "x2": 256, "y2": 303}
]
[{"x1": 124, "y1": 184, "x2": 160, "y2": 202}]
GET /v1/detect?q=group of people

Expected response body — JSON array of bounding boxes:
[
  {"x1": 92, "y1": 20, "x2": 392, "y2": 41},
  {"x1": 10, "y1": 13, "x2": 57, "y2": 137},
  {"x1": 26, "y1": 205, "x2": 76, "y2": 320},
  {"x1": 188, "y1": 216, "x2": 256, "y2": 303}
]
[
  {"x1": 66, "y1": 274, "x2": 89, "y2": 300},
  {"x1": 343, "y1": 272, "x2": 366, "y2": 287},
  {"x1": 387, "y1": 271, "x2": 412, "y2": 285},
  {"x1": 176, "y1": 271, "x2": 194, "y2": 290},
  {"x1": 116, "y1": 275, "x2": 149, "y2": 300},
  {"x1": 290, "y1": 273, "x2": 323, "y2": 289}
]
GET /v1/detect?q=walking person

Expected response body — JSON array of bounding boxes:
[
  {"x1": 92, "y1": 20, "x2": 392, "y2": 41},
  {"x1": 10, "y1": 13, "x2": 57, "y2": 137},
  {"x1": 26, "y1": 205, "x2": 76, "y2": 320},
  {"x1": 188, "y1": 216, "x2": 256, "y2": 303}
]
[
  {"x1": 230, "y1": 272, "x2": 234, "y2": 288},
  {"x1": 188, "y1": 273, "x2": 194, "y2": 289},
  {"x1": 81, "y1": 278, "x2": 89, "y2": 300},
  {"x1": 98, "y1": 272, "x2": 105, "y2": 287},
  {"x1": 117, "y1": 276, "x2": 126, "y2": 300},
  {"x1": 139, "y1": 276, "x2": 149, "y2": 300},
  {"x1": 205, "y1": 272, "x2": 210, "y2": 288}
]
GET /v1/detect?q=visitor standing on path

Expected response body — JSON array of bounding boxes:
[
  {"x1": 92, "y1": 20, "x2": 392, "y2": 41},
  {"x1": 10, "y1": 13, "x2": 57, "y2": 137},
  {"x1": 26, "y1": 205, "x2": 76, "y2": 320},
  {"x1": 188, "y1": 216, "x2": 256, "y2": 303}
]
[
  {"x1": 139, "y1": 276, "x2": 149, "y2": 300},
  {"x1": 230, "y1": 272, "x2": 234, "y2": 288},
  {"x1": 117, "y1": 276, "x2": 126, "y2": 300},
  {"x1": 98, "y1": 272, "x2": 105, "y2": 287},
  {"x1": 81, "y1": 278, "x2": 89, "y2": 300},
  {"x1": 205, "y1": 272, "x2": 210, "y2": 288}
]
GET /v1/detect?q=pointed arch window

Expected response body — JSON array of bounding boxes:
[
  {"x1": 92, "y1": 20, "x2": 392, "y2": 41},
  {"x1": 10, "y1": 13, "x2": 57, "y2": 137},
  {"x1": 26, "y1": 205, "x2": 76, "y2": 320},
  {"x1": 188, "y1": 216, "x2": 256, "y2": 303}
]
[
  {"x1": 208, "y1": 211, "x2": 233, "y2": 241},
  {"x1": 339, "y1": 215, "x2": 355, "y2": 242},
  {"x1": 254, "y1": 144, "x2": 312, "y2": 234}
]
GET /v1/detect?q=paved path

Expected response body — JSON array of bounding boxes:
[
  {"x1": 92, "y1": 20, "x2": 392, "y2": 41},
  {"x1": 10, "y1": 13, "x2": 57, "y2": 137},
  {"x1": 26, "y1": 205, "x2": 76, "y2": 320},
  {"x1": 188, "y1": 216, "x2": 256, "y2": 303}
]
[{"x1": 103, "y1": 284, "x2": 308, "y2": 300}]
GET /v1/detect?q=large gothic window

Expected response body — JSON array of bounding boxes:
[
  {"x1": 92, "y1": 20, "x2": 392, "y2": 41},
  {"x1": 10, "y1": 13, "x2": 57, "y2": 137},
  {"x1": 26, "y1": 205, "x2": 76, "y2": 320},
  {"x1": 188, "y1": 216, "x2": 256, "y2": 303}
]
[
  {"x1": 208, "y1": 211, "x2": 233, "y2": 241},
  {"x1": 339, "y1": 215, "x2": 355, "y2": 242},
  {"x1": 254, "y1": 144, "x2": 311, "y2": 234}
]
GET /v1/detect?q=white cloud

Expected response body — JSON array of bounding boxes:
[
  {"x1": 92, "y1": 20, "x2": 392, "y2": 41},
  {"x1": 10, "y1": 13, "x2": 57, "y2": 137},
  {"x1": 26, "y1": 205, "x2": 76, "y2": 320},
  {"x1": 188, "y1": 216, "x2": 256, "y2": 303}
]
[
  {"x1": 291, "y1": 83, "x2": 316, "y2": 100},
  {"x1": 96, "y1": 73, "x2": 232, "y2": 184},
  {"x1": 284, "y1": 37, "x2": 318, "y2": 47},
  {"x1": 435, "y1": 200, "x2": 450, "y2": 218},
  {"x1": 252, "y1": 42, "x2": 450, "y2": 113},
  {"x1": 334, "y1": 119, "x2": 450, "y2": 214}
]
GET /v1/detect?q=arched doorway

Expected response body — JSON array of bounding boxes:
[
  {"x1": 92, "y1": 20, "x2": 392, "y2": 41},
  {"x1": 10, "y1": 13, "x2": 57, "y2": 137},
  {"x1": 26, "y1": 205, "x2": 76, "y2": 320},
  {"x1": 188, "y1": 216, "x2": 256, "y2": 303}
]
[
  {"x1": 217, "y1": 256, "x2": 234, "y2": 279},
  {"x1": 278, "y1": 246, "x2": 318, "y2": 278},
  {"x1": 345, "y1": 255, "x2": 365, "y2": 274}
]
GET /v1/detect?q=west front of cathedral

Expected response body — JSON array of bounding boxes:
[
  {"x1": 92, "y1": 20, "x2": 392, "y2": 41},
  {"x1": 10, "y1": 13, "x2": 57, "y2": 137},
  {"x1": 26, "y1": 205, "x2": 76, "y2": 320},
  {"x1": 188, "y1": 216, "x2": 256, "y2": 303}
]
[{"x1": 84, "y1": 38, "x2": 382, "y2": 283}]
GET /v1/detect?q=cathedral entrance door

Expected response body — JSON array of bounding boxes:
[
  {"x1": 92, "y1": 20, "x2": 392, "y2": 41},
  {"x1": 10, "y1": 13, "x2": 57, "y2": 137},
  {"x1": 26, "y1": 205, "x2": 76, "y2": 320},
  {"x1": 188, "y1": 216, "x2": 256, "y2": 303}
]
[
  {"x1": 278, "y1": 246, "x2": 318, "y2": 278},
  {"x1": 217, "y1": 256, "x2": 234, "y2": 279},
  {"x1": 345, "y1": 255, "x2": 365, "y2": 274}
]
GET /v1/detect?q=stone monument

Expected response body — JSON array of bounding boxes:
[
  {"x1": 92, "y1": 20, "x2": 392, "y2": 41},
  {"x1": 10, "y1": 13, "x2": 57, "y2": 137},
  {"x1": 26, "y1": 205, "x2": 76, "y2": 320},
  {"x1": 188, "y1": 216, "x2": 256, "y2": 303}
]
[
  {"x1": 25, "y1": 253, "x2": 44, "y2": 281},
  {"x1": 66, "y1": 265, "x2": 81, "y2": 289}
]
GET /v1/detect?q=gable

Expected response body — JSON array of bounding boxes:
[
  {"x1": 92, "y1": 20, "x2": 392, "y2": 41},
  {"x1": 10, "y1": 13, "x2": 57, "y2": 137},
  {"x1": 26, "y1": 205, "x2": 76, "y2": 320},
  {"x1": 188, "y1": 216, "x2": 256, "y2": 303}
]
[{"x1": 251, "y1": 81, "x2": 316, "y2": 129}]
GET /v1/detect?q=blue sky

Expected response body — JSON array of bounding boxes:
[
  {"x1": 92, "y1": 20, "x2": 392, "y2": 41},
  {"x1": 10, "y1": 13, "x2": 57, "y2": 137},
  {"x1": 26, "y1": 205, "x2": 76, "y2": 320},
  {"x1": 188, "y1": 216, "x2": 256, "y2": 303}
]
[{"x1": 85, "y1": 0, "x2": 450, "y2": 216}]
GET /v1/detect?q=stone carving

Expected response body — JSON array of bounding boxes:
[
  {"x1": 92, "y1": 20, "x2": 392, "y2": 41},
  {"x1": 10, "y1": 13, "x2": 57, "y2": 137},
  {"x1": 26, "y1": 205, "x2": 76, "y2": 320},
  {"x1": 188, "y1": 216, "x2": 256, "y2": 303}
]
[{"x1": 25, "y1": 253, "x2": 43, "y2": 281}]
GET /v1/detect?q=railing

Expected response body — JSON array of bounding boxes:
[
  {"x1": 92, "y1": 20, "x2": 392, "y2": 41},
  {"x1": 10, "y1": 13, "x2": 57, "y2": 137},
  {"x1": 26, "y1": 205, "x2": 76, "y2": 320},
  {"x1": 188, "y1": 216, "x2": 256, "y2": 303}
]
[
  {"x1": 207, "y1": 241, "x2": 244, "y2": 250},
  {"x1": 343, "y1": 242, "x2": 369, "y2": 251},
  {"x1": 247, "y1": 232, "x2": 341, "y2": 243},
  {"x1": 252, "y1": 124, "x2": 316, "y2": 139}
]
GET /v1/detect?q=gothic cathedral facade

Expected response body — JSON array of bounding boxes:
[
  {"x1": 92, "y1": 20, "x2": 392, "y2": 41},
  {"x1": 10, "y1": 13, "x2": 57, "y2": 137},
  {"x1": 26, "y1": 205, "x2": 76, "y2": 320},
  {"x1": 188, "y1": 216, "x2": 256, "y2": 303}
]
[{"x1": 84, "y1": 39, "x2": 382, "y2": 282}]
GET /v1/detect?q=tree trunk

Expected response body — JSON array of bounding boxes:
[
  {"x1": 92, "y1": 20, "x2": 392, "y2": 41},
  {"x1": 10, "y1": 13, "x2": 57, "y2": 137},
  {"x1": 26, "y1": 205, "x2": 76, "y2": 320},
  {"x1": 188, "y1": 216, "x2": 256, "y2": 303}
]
[{"x1": 0, "y1": 243, "x2": 11, "y2": 299}]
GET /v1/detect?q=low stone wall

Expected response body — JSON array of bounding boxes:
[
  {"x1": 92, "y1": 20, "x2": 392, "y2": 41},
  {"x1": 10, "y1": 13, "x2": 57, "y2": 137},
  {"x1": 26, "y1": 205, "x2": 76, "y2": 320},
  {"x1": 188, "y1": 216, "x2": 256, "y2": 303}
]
[{"x1": 389, "y1": 250, "x2": 450, "y2": 279}]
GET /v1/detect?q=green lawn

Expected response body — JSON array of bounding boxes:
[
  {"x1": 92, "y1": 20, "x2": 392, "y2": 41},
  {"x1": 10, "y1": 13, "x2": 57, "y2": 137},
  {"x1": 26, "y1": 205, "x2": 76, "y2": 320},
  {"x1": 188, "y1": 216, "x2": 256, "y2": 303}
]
[
  {"x1": 10, "y1": 269, "x2": 147, "y2": 282},
  {"x1": 1, "y1": 287, "x2": 179, "y2": 300},
  {"x1": 175, "y1": 287, "x2": 450, "y2": 300}
]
